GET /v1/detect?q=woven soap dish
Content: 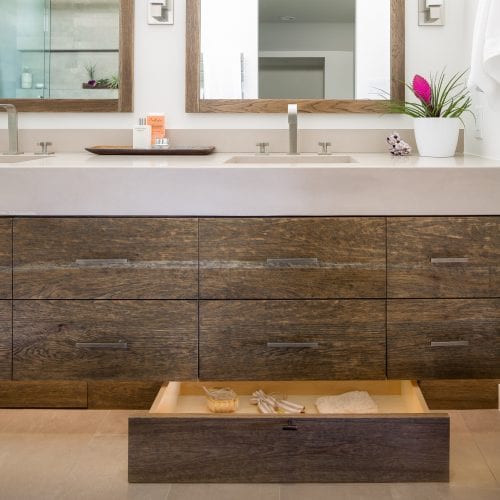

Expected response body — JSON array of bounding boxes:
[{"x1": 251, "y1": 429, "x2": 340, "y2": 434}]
[{"x1": 203, "y1": 387, "x2": 239, "y2": 413}]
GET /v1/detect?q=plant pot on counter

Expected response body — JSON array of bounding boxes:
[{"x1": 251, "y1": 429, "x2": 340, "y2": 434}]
[{"x1": 414, "y1": 117, "x2": 461, "y2": 158}]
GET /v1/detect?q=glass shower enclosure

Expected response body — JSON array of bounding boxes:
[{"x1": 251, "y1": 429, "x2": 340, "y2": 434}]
[{"x1": 0, "y1": 0, "x2": 120, "y2": 100}]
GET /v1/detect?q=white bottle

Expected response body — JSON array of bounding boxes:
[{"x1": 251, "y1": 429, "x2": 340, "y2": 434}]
[
  {"x1": 133, "y1": 118, "x2": 152, "y2": 149},
  {"x1": 21, "y1": 67, "x2": 33, "y2": 89}
]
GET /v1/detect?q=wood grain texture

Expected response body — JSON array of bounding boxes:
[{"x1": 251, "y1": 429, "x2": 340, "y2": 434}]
[
  {"x1": 0, "y1": 301, "x2": 12, "y2": 380},
  {"x1": 0, "y1": 381, "x2": 87, "y2": 408},
  {"x1": 200, "y1": 218, "x2": 386, "y2": 299},
  {"x1": 0, "y1": 219, "x2": 11, "y2": 299},
  {"x1": 129, "y1": 415, "x2": 449, "y2": 483},
  {"x1": 200, "y1": 300, "x2": 386, "y2": 380},
  {"x1": 13, "y1": 300, "x2": 198, "y2": 381},
  {"x1": 419, "y1": 380, "x2": 500, "y2": 410},
  {"x1": 186, "y1": 0, "x2": 405, "y2": 114},
  {"x1": 388, "y1": 217, "x2": 500, "y2": 298},
  {"x1": 13, "y1": 218, "x2": 198, "y2": 299},
  {"x1": 1, "y1": 0, "x2": 133, "y2": 113},
  {"x1": 88, "y1": 381, "x2": 163, "y2": 409},
  {"x1": 186, "y1": 0, "x2": 201, "y2": 113},
  {"x1": 388, "y1": 299, "x2": 500, "y2": 379}
]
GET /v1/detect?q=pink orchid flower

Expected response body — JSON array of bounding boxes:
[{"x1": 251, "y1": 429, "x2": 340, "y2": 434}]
[{"x1": 412, "y1": 75, "x2": 432, "y2": 105}]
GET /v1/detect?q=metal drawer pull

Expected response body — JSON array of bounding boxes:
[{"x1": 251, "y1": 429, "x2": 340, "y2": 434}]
[
  {"x1": 430, "y1": 341, "x2": 470, "y2": 347},
  {"x1": 283, "y1": 421, "x2": 298, "y2": 431},
  {"x1": 430, "y1": 258, "x2": 470, "y2": 264},
  {"x1": 75, "y1": 342, "x2": 128, "y2": 350},
  {"x1": 267, "y1": 342, "x2": 319, "y2": 349},
  {"x1": 266, "y1": 258, "x2": 319, "y2": 267},
  {"x1": 75, "y1": 259, "x2": 129, "y2": 266}
]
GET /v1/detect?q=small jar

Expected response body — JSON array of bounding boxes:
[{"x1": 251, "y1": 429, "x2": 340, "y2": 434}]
[{"x1": 203, "y1": 387, "x2": 239, "y2": 413}]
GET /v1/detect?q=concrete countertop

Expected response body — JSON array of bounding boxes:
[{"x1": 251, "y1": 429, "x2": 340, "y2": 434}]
[{"x1": 0, "y1": 152, "x2": 499, "y2": 216}]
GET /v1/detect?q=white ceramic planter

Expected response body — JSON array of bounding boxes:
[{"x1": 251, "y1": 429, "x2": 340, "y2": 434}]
[{"x1": 414, "y1": 117, "x2": 461, "y2": 158}]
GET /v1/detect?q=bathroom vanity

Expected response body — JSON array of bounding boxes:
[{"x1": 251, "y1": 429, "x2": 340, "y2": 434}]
[{"x1": 1, "y1": 153, "x2": 500, "y2": 483}]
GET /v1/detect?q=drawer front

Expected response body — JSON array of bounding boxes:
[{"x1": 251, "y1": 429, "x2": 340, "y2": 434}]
[
  {"x1": 0, "y1": 301, "x2": 12, "y2": 380},
  {"x1": 0, "y1": 219, "x2": 12, "y2": 299},
  {"x1": 388, "y1": 300, "x2": 500, "y2": 379},
  {"x1": 388, "y1": 217, "x2": 500, "y2": 298},
  {"x1": 129, "y1": 415, "x2": 450, "y2": 483},
  {"x1": 200, "y1": 300, "x2": 386, "y2": 380},
  {"x1": 13, "y1": 301, "x2": 197, "y2": 381},
  {"x1": 200, "y1": 218, "x2": 386, "y2": 299},
  {"x1": 13, "y1": 218, "x2": 198, "y2": 299}
]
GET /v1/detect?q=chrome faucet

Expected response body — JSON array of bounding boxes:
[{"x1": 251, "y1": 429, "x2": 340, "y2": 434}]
[
  {"x1": 0, "y1": 104, "x2": 21, "y2": 155},
  {"x1": 288, "y1": 104, "x2": 298, "y2": 155}
]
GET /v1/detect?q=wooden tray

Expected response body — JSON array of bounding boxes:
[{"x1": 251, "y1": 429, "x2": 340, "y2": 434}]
[{"x1": 85, "y1": 145, "x2": 216, "y2": 156}]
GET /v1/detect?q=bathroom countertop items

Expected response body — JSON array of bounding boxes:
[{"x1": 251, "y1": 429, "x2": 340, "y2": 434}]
[{"x1": 316, "y1": 391, "x2": 378, "y2": 414}]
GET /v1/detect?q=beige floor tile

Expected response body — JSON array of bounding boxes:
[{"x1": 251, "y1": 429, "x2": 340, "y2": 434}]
[
  {"x1": 448, "y1": 411, "x2": 470, "y2": 434},
  {"x1": 280, "y1": 483, "x2": 393, "y2": 500},
  {"x1": 462, "y1": 410, "x2": 500, "y2": 433},
  {"x1": 390, "y1": 484, "x2": 500, "y2": 500},
  {"x1": 167, "y1": 484, "x2": 280, "y2": 500},
  {"x1": 449, "y1": 429, "x2": 498, "y2": 486},
  {"x1": 0, "y1": 409, "x2": 108, "y2": 434},
  {"x1": 95, "y1": 410, "x2": 148, "y2": 436},
  {"x1": 472, "y1": 432, "x2": 500, "y2": 485}
]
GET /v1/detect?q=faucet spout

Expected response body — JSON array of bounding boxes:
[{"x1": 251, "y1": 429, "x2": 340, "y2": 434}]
[
  {"x1": 288, "y1": 103, "x2": 298, "y2": 155},
  {"x1": 0, "y1": 104, "x2": 21, "y2": 155}
]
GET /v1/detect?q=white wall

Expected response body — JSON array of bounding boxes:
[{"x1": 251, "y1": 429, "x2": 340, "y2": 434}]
[{"x1": 1, "y1": 0, "x2": 468, "y2": 131}]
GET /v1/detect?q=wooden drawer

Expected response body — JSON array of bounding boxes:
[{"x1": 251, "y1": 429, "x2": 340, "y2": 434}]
[
  {"x1": 388, "y1": 217, "x2": 500, "y2": 298},
  {"x1": 0, "y1": 301, "x2": 11, "y2": 380},
  {"x1": 129, "y1": 380, "x2": 450, "y2": 483},
  {"x1": 200, "y1": 218, "x2": 386, "y2": 299},
  {"x1": 13, "y1": 218, "x2": 198, "y2": 299},
  {"x1": 13, "y1": 301, "x2": 197, "y2": 381},
  {"x1": 199, "y1": 300, "x2": 386, "y2": 380},
  {"x1": 388, "y1": 300, "x2": 500, "y2": 379},
  {"x1": 0, "y1": 219, "x2": 12, "y2": 300}
]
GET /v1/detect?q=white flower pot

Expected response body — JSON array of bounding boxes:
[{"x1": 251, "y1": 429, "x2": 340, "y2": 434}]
[{"x1": 414, "y1": 118, "x2": 461, "y2": 158}]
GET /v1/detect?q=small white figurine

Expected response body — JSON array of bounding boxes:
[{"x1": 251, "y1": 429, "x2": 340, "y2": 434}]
[{"x1": 387, "y1": 132, "x2": 412, "y2": 156}]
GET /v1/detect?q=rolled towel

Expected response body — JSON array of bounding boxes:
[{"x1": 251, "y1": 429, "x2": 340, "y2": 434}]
[{"x1": 316, "y1": 391, "x2": 378, "y2": 414}]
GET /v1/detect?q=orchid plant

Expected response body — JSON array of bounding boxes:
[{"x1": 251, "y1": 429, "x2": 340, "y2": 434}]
[{"x1": 386, "y1": 70, "x2": 473, "y2": 123}]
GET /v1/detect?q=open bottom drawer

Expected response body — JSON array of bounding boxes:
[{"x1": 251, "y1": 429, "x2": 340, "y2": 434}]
[{"x1": 128, "y1": 380, "x2": 450, "y2": 483}]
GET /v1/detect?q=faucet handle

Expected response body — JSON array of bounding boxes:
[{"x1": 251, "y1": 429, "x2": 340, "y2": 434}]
[
  {"x1": 36, "y1": 141, "x2": 54, "y2": 155},
  {"x1": 318, "y1": 141, "x2": 332, "y2": 155},
  {"x1": 256, "y1": 142, "x2": 270, "y2": 155}
]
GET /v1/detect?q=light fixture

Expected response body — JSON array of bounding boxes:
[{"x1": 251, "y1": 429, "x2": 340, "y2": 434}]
[
  {"x1": 279, "y1": 16, "x2": 296, "y2": 22},
  {"x1": 148, "y1": 0, "x2": 174, "y2": 25}
]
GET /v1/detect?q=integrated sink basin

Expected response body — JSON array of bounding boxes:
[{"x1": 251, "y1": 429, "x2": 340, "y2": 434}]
[
  {"x1": 0, "y1": 155, "x2": 46, "y2": 164},
  {"x1": 226, "y1": 155, "x2": 357, "y2": 165}
]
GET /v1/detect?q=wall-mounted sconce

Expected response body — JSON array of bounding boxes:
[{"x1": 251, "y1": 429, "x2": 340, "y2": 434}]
[
  {"x1": 419, "y1": 0, "x2": 444, "y2": 26},
  {"x1": 148, "y1": 0, "x2": 174, "y2": 25}
]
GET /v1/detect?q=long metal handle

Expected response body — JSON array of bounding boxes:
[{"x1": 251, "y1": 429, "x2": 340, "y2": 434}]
[
  {"x1": 266, "y1": 258, "x2": 319, "y2": 267},
  {"x1": 267, "y1": 342, "x2": 319, "y2": 349},
  {"x1": 76, "y1": 342, "x2": 128, "y2": 349},
  {"x1": 431, "y1": 258, "x2": 470, "y2": 264},
  {"x1": 75, "y1": 259, "x2": 129, "y2": 266},
  {"x1": 430, "y1": 341, "x2": 470, "y2": 347}
]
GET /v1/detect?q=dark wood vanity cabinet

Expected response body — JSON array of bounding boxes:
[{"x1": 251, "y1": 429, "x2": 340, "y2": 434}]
[
  {"x1": 200, "y1": 300, "x2": 386, "y2": 381},
  {"x1": 13, "y1": 218, "x2": 199, "y2": 299},
  {"x1": 13, "y1": 300, "x2": 198, "y2": 381},
  {"x1": 0, "y1": 301, "x2": 12, "y2": 380},
  {"x1": 200, "y1": 218, "x2": 386, "y2": 299},
  {"x1": 0, "y1": 219, "x2": 12, "y2": 300}
]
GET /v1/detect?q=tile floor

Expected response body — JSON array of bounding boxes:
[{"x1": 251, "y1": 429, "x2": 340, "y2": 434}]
[{"x1": 0, "y1": 409, "x2": 498, "y2": 500}]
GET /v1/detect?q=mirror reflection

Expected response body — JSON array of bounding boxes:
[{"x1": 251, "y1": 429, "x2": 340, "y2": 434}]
[
  {"x1": 0, "y1": 0, "x2": 120, "y2": 100},
  {"x1": 200, "y1": 0, "x2": 391, "y2": 101}
]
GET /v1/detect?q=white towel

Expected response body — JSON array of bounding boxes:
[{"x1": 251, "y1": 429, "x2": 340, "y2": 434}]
[
  {"x1": 468, "y1": 0, "x2": 500, "y2": 109},
  {"x1": 316, "y1": 391, "x2": 378, "y2": 414}
]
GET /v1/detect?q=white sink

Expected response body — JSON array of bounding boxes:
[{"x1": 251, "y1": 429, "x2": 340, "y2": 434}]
[
  {"x1": 0, "y1": 155, "x2": 47, "y2": 164},
  {"x1": 226, "y1": 155, "x2": 357, "y2": 165}
]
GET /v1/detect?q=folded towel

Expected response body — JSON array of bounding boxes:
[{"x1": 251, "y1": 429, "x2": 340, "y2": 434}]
[
  {"x1": 468, "y1": 0, "x2": 500, "y2": 108},
  {"x1": 250, "y1": 390, "x2": 305, "y2": 415},
  {"x1": 316, "y1": 391, "x2": 378, "y2": 414}
]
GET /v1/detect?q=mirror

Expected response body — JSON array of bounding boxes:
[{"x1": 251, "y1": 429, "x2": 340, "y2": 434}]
[
  {"x1": 187, "y1": 0, "x2": 404, "y2": 113},
  {"x1": 0, "y1": 0, "x2": 133, "y2": 112}
]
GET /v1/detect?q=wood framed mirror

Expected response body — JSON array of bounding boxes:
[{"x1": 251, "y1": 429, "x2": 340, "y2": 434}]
[
  {"x1": 0, "y1": 0, "x2": 133, "y2": 112},
  {"x1": 186, "y1": 0, "x2": 404, "y2": 113}
]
